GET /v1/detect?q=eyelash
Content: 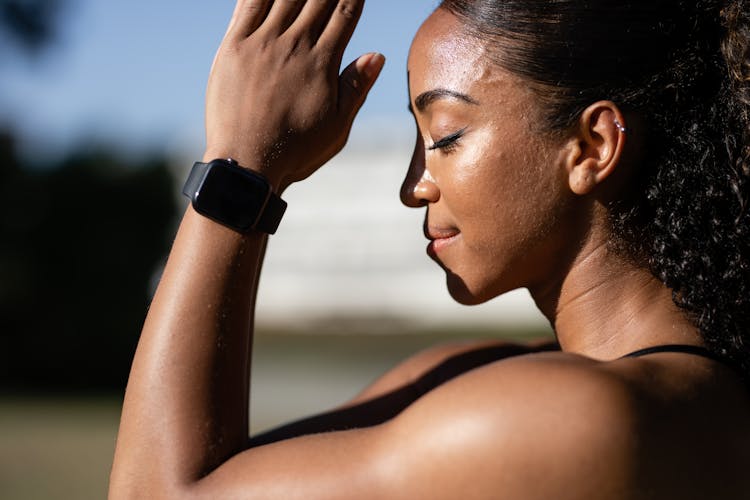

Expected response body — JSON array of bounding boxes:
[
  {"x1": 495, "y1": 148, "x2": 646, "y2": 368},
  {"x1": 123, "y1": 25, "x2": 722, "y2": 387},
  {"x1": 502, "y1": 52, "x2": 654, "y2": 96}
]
[{"x1": 428, "y1": 128, "x2": 466, "y2": 154}]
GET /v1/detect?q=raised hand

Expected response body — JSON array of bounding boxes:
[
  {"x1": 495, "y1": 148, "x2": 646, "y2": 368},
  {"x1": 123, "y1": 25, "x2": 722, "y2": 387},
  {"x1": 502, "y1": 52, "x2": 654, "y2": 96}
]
[
  {"x1": 204, "y1": 0, "x2": 384, "y2": 191},
  {"x1": 111, "y1": 4, "x2": 387, "y2": 495}
]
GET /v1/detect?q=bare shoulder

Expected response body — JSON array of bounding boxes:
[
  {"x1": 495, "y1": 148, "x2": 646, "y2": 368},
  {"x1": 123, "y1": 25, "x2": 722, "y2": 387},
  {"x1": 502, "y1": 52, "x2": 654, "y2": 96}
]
[
  {"x1": 190, "y1": 352, "x2": 749, "y2": 499},
  {"x1": 381, "y1": 351, "x2": 750, "y2": 499},
  {"x1": 348, "y1": 337, "x2": 558, "y2": 405},
  {"x1": 393, "y1": 350, "x2": 639, "y2": 429}
]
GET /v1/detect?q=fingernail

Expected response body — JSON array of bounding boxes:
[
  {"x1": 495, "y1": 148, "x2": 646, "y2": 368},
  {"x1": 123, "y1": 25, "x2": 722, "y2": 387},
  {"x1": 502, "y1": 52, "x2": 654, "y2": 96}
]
[{"x1": 365, "y1": 53, "x2": 385, "y2": 80}]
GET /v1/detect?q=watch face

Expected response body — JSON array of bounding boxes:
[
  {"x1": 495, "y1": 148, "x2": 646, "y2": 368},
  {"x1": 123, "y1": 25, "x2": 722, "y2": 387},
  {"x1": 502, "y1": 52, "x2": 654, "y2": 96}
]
[{"x1": 194, "y1": 162, "x2": 270, "y2": 231}]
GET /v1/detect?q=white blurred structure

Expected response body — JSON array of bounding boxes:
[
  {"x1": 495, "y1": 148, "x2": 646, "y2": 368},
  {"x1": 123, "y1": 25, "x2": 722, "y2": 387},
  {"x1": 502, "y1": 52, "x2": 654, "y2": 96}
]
[{"x1": 172, "y1": 122, "x2": 548, "y2": 332}]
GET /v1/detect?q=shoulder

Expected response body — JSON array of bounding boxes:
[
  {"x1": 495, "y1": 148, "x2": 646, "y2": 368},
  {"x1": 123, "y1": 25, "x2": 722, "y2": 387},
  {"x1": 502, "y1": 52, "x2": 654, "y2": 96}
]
[
  {"x1": 194, "y1": 352, "x2": 749, "y2": 499},
  {"x1": 347, "y1": 338, "x2": 559, "y2": 405},
  {"x1": 395, "y1": 350, "x2": 640, "y2": 424},
  {"x1": 378, "y1": 352, "x2": 644, "y2": 498},
  {"x1": 380, "y1": 351, "x2": 750, "y2": 498}
]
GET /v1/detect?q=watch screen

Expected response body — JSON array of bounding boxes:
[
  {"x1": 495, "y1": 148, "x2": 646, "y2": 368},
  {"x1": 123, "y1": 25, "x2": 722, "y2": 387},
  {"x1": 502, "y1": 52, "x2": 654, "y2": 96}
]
[{"x1": 194, "y1": 163, "x2": 269, "y2": 231}]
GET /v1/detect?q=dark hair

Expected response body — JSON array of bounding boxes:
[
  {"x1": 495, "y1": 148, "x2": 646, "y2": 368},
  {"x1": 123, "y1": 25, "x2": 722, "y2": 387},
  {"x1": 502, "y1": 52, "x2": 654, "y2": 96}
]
[{"x1": 440, "y1": 0, "x2": 750, "y2": 377}]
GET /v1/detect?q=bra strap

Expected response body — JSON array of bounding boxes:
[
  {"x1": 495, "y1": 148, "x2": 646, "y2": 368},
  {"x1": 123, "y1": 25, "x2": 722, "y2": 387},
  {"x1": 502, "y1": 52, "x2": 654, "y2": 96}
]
[{"x1": 622, "y1": 344, "x2": 736, "y2": 370}]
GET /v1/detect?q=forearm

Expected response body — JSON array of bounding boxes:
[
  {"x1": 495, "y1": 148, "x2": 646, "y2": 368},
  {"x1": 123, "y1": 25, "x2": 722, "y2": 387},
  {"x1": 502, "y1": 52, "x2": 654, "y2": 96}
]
[
  {"x1": 110, "y1": 0, "x2": 380, "y2": 495},
  {"x1": 110, "y1": 205, "x2": 266, "y2": 496}
]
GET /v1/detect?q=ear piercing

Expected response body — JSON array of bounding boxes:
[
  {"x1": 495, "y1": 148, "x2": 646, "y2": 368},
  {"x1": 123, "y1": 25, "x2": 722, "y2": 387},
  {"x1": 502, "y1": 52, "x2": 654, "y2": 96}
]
[{"x1": 614, "y1": 119, "x2": 627, "y2": 133}]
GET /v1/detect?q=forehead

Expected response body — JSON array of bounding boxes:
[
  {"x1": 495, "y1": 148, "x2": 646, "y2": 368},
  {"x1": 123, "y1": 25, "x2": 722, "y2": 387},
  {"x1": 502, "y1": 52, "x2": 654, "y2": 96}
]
[
  {"x1": 408, "y1": 9, "x2": 488, "y2": 92},
  {"x1": 407, "y1": 9, "x2": 525, "y2": 109}
]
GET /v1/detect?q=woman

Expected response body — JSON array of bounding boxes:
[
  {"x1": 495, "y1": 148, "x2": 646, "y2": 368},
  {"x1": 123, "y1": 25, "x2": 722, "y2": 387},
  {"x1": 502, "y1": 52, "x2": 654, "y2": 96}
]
[{"x1": 110, "y1": 0, "x2": 750, "y2": 498}]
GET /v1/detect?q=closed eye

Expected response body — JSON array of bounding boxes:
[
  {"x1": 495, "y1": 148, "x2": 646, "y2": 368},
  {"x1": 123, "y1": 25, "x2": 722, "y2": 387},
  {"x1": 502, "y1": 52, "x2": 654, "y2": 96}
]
[{"x1": 428, "y1": 128, "x2": 466, "y2": 153}]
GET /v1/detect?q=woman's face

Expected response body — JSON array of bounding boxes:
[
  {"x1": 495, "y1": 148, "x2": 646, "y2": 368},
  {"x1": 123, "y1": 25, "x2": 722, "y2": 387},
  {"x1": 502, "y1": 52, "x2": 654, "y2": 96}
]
[{"x1": 403, "y1": 9, "x2": 578, "y2": 304}]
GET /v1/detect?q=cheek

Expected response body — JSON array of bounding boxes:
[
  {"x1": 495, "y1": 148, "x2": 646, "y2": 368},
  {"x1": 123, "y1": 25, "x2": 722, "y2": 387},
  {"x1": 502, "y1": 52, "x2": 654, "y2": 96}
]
[
  {"x1": 454, "y1": 131, "x2": 545, "y2": 237},
  {"x1": 456, "y1": 131, "x2": 567, "y2": 277}
]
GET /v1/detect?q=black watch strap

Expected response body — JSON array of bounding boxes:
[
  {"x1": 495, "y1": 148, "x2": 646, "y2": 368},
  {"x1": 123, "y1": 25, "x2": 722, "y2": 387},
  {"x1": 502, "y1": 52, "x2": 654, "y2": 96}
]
[
  {"x1": 255, "y1": 184, "x2": 287, "y2": 234},
  {"x1": 183, "y1": 160, "x2": 287, "y2": 234},
  {"x1": 182, "y1": 161, "x2": 209, "y2": 199}
]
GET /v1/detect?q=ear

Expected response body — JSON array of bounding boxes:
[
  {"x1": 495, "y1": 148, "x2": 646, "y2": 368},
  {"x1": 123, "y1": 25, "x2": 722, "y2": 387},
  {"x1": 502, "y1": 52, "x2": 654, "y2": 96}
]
[{"x1": 562, "y1": 101, "x2": 627, "y2": 195}]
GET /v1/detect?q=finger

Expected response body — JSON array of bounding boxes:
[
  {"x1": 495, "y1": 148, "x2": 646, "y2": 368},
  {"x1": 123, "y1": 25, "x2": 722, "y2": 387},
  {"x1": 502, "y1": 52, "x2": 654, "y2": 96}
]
[
  {"x1": 338, "y1": 53, "x2": 385, "y2": 122},
  {"x1": 263, "y1": 0, "x2": 307, "y2": 35},
  {"x1": 318, "y1": 0, "x2": 364, "y2": 52},
  {"x1": 291, "y1": 0, "x2": 337, "y2": 42},
  {"x1": 227, "y1": 0, "x2": 273, "y2": 38}
]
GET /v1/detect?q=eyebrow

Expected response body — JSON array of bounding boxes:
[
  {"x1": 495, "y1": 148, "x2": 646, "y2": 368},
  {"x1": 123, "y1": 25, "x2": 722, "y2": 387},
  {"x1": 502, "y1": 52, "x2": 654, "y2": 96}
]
[{"x1": 409, "y1": 88, "x2": 479, "y2": 113}]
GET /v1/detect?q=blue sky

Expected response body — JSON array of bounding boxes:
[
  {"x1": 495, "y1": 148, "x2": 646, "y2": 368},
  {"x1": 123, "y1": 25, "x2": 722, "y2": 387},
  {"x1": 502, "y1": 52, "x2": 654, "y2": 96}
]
[{"x1": 0, "y1": 0, "x2": 438, "y2": 160}]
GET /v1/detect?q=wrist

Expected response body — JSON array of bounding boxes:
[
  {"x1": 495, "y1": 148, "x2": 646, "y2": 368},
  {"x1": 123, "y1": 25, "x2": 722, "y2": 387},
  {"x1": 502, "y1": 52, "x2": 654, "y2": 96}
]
[
  {"x1": 184, "y1": 158, "x2": 287, "y2": 235},
  {"x1": 202, "y1": 149, "x2": 287, "y2": 194}
]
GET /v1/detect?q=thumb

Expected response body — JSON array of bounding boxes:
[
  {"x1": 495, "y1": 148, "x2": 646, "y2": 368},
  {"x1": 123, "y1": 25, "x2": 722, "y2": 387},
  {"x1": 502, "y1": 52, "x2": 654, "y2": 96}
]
[{"x1": 338, "y1": 52, "x2": 385, "y2": 121}]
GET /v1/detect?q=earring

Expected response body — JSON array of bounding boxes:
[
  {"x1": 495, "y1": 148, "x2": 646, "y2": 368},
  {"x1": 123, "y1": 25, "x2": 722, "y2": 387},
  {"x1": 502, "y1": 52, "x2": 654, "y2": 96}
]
[{"x1": 614, "y1": 119, "x2": 627, "y2": 133}]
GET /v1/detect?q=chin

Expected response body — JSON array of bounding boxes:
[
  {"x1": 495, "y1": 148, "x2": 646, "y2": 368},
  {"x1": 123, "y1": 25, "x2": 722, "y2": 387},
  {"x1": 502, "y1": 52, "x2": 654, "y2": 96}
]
[{"x1": 445, "y1": 273, "x2": 498, "y2": 306}]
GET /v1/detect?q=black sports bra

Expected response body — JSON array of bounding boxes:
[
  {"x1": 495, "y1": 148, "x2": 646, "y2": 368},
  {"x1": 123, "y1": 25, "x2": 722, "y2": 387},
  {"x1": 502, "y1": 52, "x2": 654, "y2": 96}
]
[{"x1": 622, "y1": 344, "x2": 740, "y2": 373}]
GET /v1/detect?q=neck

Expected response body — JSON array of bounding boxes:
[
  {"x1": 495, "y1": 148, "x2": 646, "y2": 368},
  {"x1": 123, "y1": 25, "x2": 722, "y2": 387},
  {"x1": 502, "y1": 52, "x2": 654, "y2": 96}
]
[{"x1": 529, "y1": 233, "x2": 703, "y2": 360}]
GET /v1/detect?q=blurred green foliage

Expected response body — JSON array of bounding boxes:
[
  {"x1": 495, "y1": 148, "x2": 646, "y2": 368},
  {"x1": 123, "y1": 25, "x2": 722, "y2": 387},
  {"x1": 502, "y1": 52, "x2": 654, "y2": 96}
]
[{"x1": 0, "y1": 132, "x2": 178, "y2": 392}]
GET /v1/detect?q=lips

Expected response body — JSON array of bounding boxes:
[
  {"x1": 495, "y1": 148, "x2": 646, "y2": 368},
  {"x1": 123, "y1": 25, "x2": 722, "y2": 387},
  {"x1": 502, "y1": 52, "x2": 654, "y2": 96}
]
[{"x1": 424, "y1": 221, "x2": 460, "y2": 256}]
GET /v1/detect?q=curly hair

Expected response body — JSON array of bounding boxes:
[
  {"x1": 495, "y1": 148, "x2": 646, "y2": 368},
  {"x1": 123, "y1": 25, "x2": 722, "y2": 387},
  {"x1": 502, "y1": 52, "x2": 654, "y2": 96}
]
[{"x1": 440, "y1": 0, "x2": 750, "y2": 377}]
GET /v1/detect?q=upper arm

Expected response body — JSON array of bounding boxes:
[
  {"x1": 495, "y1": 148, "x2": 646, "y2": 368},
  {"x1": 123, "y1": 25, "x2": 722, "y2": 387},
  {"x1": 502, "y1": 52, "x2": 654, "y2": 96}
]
[{"x1": 190, "y1": 354, "x2": 636, "y2": 500}]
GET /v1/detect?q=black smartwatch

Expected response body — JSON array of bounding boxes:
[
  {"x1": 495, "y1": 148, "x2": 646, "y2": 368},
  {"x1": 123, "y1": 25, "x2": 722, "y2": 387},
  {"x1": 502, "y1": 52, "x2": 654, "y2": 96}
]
[{"x1": 182, "y1": 158, "x2": 287, "y2": 234}]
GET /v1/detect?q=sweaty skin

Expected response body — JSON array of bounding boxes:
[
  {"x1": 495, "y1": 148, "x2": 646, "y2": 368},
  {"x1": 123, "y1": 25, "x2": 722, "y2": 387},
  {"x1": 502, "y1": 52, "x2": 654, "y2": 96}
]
[{"x1": 110, "y1": 3, "x2": 750, "y2": 499}]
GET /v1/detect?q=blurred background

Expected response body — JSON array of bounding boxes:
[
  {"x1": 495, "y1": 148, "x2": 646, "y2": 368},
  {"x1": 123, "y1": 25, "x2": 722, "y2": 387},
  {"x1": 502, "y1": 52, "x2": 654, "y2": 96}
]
[{"x1": 0, "y1": 0, "x2": 551, "y2": 498}]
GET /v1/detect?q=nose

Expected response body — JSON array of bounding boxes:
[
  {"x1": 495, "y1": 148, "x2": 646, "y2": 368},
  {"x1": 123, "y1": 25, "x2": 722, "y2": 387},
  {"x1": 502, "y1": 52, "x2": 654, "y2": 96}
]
[{"x1": 400, "y1": 134, "x2": 439, "y2": 207}]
